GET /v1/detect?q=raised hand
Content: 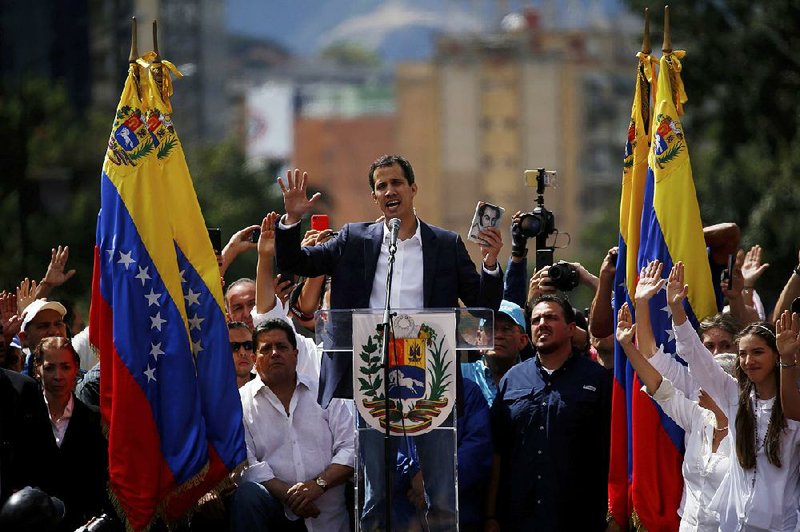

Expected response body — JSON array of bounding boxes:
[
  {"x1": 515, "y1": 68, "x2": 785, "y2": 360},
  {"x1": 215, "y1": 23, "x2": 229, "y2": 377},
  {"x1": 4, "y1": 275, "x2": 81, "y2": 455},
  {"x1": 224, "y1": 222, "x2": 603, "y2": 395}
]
[
  {"x1": 599, "y1": 246, "x2": 619, "y2": 280},
  {"x1": 776, "y1": 310, "x2": 800, "y2": 363},
  {"x1": 16, "y1": 278, "x2": 38, "y2": 315},
  {"x1": 615, "y1": 303, "x2": 636, "y2": 346},
  {"x1": 0, "y1": 291, "x2": 22, "y2": 339},
  {"x1": 666, "y1": 262, "x2": 689, "y2": 307},
  {"x1": 721, "y1": 249, "x2": 746, "y2": 300},
  {"x1": 257, "y1": 212, "x2": 278, "y2": 259},
  {"x1": 41, "y1": 245, "x2": 76, "y2": 290},
  {"x1": 527, "y1": 266, "x2": 557, "y2": 306},
  {"x1": 301, "y1": 229, "x2": 335, "y2": 248},
  {"x1": 741, "y1": 245, "x2": 769, "y2": 288},
  {"x1": 278, "y1": 168, "x2": 321, "y2": 225},
  {"x1": 477, "y1": 226, "x2": 503, "y2": 269},
  {"x1": 220, "y1": 224, "x2": 259, "y2": 278},
  {"x1": 634, "y1": 260, "x2": 665, "y2": 303}
]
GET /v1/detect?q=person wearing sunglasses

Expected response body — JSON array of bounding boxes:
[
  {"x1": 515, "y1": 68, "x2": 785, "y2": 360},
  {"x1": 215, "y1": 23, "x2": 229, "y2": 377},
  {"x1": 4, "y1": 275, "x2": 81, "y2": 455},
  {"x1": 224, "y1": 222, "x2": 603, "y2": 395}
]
[{"x1": 230, "y1": 321, "x2": 256, "y2": 388}]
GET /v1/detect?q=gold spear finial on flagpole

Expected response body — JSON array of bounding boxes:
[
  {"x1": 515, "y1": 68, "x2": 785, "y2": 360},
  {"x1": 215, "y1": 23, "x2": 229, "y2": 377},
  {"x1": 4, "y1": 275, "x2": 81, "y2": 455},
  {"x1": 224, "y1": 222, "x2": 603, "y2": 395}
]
[
  {"x1": 152, "y1": 20, "x2": 164, "y2": 95},
  {"x1": 128, "y1": 17, "x2": 139, "y2": 63},
  {"x1": 662, "y1": 5, "x2": 672, "y2": 54},
  {"x1": 129, "y1": 17, "x2": 141, "y2": 97},
  {"x1": 641, "y1": 8, "x2": 651, "y2": 54}
]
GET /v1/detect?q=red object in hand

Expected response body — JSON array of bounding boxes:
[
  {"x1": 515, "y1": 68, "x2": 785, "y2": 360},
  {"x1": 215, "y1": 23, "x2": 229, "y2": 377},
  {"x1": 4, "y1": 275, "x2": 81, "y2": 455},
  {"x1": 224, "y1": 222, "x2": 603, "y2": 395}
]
[{"x1": 311, "y1": 214, "x2": 329, "y2": 231}]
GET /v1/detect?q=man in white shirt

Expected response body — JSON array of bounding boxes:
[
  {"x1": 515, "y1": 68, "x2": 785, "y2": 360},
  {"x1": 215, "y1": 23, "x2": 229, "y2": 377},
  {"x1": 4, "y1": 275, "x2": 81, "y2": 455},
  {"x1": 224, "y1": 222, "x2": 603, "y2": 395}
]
[{"x1": 231, "y1": 319, "x2": 354, "y2": 532}]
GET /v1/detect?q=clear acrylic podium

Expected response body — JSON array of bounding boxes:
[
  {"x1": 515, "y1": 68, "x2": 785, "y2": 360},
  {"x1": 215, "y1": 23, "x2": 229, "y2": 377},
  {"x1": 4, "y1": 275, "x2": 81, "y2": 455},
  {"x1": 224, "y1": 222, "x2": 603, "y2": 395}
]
[{"x1": 316, "y1": 308, "x2": 495, "y2": 532}]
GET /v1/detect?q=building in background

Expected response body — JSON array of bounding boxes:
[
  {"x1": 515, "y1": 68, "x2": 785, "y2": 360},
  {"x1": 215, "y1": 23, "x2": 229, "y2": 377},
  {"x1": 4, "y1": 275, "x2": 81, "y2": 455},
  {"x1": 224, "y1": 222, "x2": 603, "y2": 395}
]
[
  {"x1": 232, "y1": 57, "x2": 396, "y2": 227},
  {"x1": 396, "y1": 8, "x2": 634, "y2": 264}
]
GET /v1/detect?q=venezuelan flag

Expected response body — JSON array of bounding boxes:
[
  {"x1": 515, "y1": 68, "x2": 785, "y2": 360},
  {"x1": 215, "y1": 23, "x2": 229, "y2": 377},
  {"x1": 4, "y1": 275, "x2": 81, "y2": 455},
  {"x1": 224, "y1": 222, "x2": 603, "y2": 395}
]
[
  {"x1": 89, "y1": 57, "x2": 245, "y2": 530},
  {"x1": 609, "y1": 50, "x2": 656, "y2": 530},
  {"x1": 631, "y1": 50, "x2": 716, "y2": 531}
]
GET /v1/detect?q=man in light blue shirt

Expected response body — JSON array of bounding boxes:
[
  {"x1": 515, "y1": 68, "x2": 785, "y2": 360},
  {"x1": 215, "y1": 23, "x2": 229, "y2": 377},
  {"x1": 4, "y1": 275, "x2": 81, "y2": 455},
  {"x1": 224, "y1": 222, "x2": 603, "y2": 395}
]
[{"x1": 461, "y1": 300, "x2": 529, "y2": 406}]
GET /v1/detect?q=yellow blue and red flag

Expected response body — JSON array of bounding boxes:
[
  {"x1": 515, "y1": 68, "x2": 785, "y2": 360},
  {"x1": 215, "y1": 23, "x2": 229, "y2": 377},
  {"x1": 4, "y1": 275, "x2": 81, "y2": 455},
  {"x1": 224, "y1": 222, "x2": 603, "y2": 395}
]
[
  {"x1": 89, "y1": 56, "x2": 245, "y2": 530},
  {"x1": 609, "y1": 50, "x2": 656, "y2": 529},
  {"x1": 610, "y1": 49, "x2": 718, "y2": 531}
]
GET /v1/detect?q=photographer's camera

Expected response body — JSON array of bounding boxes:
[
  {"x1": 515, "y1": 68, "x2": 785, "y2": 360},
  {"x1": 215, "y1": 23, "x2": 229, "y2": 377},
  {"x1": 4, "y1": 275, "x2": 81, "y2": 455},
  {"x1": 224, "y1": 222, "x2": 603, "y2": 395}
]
[{"x1": 548, "y1": 261, "x2": 580, "y2": 292}]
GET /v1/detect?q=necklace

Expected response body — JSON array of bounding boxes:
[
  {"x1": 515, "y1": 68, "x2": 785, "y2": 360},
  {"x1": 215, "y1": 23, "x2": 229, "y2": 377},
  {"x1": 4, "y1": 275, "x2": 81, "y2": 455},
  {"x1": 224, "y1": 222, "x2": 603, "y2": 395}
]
[{"x1": 750, "y1": 394, "x2": 773, "y2": 490}]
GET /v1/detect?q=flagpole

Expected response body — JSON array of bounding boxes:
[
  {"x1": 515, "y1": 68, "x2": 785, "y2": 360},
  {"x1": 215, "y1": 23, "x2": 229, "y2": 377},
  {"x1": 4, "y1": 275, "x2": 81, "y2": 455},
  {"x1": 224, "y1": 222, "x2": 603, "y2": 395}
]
[
  {"x1": 152, "y1": 20, "x2": 164, "y2": 97},
  {"x1": 129, "y1": 17, "x2": 140, "y2": 98},
  {"x1": 640, "y1": 8, "x2": 652, "y2": 134},
  {"x1": 662, "y1": 5, "x2": 672, "y2": 54}
]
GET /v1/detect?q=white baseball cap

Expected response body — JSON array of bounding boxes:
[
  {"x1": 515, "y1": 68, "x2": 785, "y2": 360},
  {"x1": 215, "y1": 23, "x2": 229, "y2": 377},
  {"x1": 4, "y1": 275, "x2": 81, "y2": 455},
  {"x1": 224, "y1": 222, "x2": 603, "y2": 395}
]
[{"x1": 21, "y1": 299, "x2": 67, "y2": 331}]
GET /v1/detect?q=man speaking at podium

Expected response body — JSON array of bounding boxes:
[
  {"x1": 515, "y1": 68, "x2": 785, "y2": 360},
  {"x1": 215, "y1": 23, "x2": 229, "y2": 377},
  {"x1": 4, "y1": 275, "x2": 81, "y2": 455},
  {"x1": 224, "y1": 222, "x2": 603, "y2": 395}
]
[
  {"x1": 275, "y1": 155, "x2": 504, "y2": 529},
  {"x1": 275, "y1": 155, "x2": 504, "y2": 405}
]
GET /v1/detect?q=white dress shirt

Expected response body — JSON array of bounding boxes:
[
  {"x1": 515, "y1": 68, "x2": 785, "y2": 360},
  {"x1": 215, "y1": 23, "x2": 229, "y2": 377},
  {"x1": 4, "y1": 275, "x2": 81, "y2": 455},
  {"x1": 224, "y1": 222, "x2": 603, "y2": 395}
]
[
  {"x1": 43, "y1": 393, "x2": 74, "y2": 448},
  {"x1": 674, "y1": 319, "x2": 800, "y2": 531},
  {"x1": 239, "y1": 373, "x2": 355, "y2": 532},
  {"x1": 252, "y1": 295, "x2": 321, "y2": 380},
  {"x1": 369, "y1": 220, "x2": 425, "y2": 310},
  {"x1": 647, "y1": 378, "x2": 730, "y2": 531}
]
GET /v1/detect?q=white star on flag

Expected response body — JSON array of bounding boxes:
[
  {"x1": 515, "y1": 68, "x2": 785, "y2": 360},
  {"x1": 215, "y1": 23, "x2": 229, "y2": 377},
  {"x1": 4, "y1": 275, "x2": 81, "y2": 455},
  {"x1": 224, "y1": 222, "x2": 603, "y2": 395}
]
[
  {"x1": 665, "y1": 327, "x2": 676, "y2": 343},
  {"x1": 192, "y1": 338, "x2": 204, "y2": 355},
  {"x1": 118, "y1": 250, "x2": 136, "y2": 270},
  {"x1": 135, "y1": 266, "x2": 151, "y2": 286},
  {"x1": 188, "y1": 313, "x2": 205, "y2": 331},
  {"x1": 144, "y1": 365, "x2": 157, "y2": 383},
  {"x1": 150, "y1": 312, "x2": 166, "y2": 331},
  {"x1": 180, "y1": 269, "x2": 187, "y2": 283},
  {"x1": 184, "y1": 288, "x2": 201, "y2": 306},
  {"x1": 150, "y1": 342, "x2": 165, "y2": 362},
  {"x1": 106, "y1": 248, "x2": 114, "y2": 262},
  {"x1": 661, "y1": 304, "x2": 672, "y2": 316},
  {"x1": 144, "y1": 289, "x2": 161, "y2": 307}
]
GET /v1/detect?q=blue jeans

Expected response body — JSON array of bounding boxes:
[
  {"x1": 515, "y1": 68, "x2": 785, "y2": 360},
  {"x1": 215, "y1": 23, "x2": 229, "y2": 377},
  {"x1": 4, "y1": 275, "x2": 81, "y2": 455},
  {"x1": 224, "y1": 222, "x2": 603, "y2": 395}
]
[
  {"x1": 359, "y1": 416, "x2": 456, "y2": 532},
  {"x1": 230, "y1": 481, "x2": 308, "y2": 532}
]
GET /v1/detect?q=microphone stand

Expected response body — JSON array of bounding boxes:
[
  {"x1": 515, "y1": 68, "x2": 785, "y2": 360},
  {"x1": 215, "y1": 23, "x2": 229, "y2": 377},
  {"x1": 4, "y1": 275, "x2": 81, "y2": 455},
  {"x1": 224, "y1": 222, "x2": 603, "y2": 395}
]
[{"x1": 380, "y1": 229, "x2": 398, "y2": 532}]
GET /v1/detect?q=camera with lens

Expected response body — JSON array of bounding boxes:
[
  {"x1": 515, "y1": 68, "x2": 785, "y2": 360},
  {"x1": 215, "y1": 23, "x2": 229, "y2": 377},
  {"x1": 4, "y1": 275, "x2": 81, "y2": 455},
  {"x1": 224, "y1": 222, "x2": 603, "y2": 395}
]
[
  {"x1": 515, "y1": 168, "x2": 563, "y2": 270},
  {"x1": 518, "y1": 205, "x2": 555, "y2": 239},
  {"x1": 548, "y1": 261, "x2": 580, "y2": 291}
]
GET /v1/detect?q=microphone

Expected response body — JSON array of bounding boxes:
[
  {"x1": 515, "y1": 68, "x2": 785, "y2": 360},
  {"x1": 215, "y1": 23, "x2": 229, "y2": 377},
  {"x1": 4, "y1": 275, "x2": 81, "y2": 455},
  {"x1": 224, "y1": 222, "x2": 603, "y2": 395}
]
[{"x1": 388, "y1": 218, "x2": 401, "y2": 248}]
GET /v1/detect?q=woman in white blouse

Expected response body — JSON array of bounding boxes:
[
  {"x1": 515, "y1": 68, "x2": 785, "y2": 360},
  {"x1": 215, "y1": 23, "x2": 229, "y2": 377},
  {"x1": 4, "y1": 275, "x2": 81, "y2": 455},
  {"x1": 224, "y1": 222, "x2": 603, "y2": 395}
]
[
  {"x1": 617, "y1": 261, "x2": 731, "y2": 531},
  {"x1": 667, "y1": 261, "x2": 800, "y2": 532}
]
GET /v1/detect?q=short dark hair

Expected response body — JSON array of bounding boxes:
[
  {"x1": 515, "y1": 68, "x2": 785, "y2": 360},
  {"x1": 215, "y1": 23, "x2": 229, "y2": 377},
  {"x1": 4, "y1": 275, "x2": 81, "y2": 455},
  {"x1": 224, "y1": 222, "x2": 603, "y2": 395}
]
[
  {"x1": 478, "y1": 203, "x2": 499, "y2": 218},
  {"x1": 253, "y1": 319, "x2": 297, "y2": 350},
  {"x1": 228, "y1": 321, "x2": 250, "y2": 332},
  {"x1": 368, "y1": 154, "x2": 415, "y2": 191},
  {"x1": 530, "y1": 294, "x2": 576, "y2": 324}
]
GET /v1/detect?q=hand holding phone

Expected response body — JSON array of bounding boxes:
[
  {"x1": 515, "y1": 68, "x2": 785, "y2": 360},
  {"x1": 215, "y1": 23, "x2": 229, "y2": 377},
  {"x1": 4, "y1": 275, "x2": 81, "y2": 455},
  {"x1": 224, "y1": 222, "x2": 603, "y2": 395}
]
[
  {"x1": 722, "y1": 253, "x2": 735, "y2": 290},
  {"x1": 311, "y1": 214, "x2": 329, "y2": 231},
  {"x1": 207, "y1": 227, "x2": 222, "y2": 255},
  {"x1": 248, "y1": 228, "x2": 261, "y2": 243}
]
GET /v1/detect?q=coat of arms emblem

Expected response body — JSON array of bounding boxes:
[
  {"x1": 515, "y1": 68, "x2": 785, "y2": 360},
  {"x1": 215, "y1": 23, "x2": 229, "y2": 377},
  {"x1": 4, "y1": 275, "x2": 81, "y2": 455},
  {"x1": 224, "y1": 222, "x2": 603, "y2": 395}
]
[{"x1": 353, "y1": 312, "x2": 456, "y2": 435}]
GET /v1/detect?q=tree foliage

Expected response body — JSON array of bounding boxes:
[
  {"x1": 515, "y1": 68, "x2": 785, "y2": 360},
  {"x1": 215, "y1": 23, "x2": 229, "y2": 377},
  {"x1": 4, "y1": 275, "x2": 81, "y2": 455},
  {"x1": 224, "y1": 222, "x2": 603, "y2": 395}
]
[{"x1": 588, "y1": 0, "x2": 800, "y2": 308}]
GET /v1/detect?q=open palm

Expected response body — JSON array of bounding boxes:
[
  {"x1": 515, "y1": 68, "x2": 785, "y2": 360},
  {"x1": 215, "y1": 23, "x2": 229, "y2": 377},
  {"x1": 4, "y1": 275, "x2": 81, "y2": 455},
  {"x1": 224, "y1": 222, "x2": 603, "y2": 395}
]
[
  {"x1": 776, "y1": 310, "x2": 800, "y2": 359},
  {"x1": 635, "y1": 260, "x2": 665, "y2": 302},
  {"x1": 616, "y1": 303, "x2": 636, "y2": 346},
  {"x1": 666, "y1": 262, "x2": 688, "y2": 306}
]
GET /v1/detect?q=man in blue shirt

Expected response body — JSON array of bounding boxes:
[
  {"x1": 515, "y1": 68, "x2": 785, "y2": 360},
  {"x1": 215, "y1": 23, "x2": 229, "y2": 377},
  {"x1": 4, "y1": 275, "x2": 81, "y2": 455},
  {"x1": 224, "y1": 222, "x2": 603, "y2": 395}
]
[
  {"x1": 461, "y1": 300, "x2": 529, "y2": 406},
  {"x1": 486, "y1": 294, "x2": 611, "y2": 531}
]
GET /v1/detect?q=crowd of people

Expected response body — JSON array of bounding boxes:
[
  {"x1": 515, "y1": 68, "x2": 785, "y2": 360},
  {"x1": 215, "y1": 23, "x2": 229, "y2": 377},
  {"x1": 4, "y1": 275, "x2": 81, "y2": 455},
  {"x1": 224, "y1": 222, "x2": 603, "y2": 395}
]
[{"x1": 3, "y1": 154, "x2": 800, "y2": 531}]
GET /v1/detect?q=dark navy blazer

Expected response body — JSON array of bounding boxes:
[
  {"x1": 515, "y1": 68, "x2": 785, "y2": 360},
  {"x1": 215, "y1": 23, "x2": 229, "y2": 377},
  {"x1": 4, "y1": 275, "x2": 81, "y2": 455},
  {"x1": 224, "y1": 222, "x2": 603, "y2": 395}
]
[{"x1": 276, "y1": 219, "x2": 503, "y2": 406}]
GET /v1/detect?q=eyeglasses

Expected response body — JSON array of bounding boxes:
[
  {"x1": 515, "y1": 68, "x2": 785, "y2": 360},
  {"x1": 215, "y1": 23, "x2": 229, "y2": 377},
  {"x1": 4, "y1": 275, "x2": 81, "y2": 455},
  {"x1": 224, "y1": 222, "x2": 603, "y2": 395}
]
[{"x1": 230, "y1": 341, "x2": 253, "y2": 352}]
